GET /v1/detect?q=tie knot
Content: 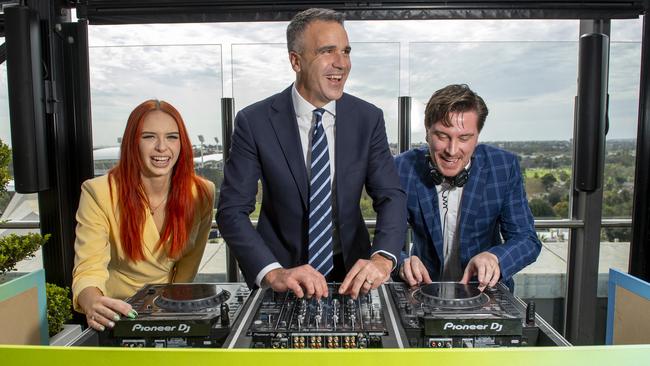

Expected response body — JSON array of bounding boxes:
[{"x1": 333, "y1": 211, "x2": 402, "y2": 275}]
[{"x1": 313, "y1": 108, "x2": 326, "y2": 122}]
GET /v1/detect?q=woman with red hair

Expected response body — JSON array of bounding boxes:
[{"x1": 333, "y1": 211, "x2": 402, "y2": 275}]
[{"x1": 72, "y1": 100, "x2": 214, "y2": 331}]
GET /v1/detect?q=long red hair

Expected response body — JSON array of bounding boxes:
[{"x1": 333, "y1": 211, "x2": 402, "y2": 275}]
[{"x1": 109, "y1": 100, "x2": 210, "y2": 261}]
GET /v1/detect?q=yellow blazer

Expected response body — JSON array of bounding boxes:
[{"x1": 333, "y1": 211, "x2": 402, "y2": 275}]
[{"x1": 72, "y1": 174, "x2": 215, "y2": 311}]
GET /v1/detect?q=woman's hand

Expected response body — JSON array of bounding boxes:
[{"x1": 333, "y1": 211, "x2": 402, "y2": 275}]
[{"x1": 77, "y1": 287, "x2": 137, "y2": 331}]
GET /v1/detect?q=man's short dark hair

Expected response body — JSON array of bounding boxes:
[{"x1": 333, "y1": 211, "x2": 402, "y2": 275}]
[
  {"x1": 424, "y1": 84, "x2": 489, "y2": 132},
  {"x1": 286, "y1": 8, "x2": 345, "y2": 53}
]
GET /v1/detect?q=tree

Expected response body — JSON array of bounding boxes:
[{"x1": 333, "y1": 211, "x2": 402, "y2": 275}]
[
  {"x1": 603, "y1": 227, "x2": 632, "y2": 242},
  {"x1": 541, "y1": 173, "x2": 557, "y2": 191},
  {"x1": 558, "y1": 170, "x2": 570, "y2": 182},
  {"x1": 529, "y1": 198, "x2": 556, "y2": 218},
  {"x1": 553, "y1": 201, "x2": 569, "y2": 218},
  {"x1": 546, "y1": 188, "x2": 566, "y2": 206}
]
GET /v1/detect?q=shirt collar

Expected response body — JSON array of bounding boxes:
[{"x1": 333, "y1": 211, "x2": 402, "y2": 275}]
[{"x1": 291, "y1": 83, "x2": 336, "y2": 120}]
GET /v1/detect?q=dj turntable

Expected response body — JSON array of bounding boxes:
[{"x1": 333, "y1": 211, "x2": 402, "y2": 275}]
[
  {"x1": 387, "y1": 282, "x2": 540, "y2": 348},
  {"x1": 98, "y1": 283, "x2": 251, "y2": 348},
  {"x1": 67, "y1": 281, "x2": 567, "y2": 349}
]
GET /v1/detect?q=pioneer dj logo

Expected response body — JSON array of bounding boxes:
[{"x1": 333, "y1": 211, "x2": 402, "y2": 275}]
[
  {"x1": 443, "y1": 321, "x2": 503, "y2": 332},
  {"x1": 131, "y1": 323, "x2": 191, "y2": 334}
]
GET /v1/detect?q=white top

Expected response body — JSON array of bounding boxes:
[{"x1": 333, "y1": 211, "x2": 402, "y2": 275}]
[{"x1": 437, "y1": 182, "x2": 463, "y2": 280}]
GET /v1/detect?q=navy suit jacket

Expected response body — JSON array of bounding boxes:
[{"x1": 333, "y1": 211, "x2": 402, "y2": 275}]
[
  {"x1": 394, "y1": 145, "x2": 541, "y2": 285},
  {"x1": 216, "y1": 86, "x2": 407, "y2": 287}
]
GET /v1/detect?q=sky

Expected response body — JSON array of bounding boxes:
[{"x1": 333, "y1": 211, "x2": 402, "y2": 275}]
[{"x1": 0, "y1": 17, "x2": 644, "y2": 148}]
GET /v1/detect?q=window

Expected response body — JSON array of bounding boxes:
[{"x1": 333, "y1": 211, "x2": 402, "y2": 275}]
[{"x1": 600, "y1": 17, "x2": 644, "y2": 274}]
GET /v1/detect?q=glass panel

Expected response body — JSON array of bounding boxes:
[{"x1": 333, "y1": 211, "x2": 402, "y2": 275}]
[
  {"x1": 89, "y1": 44, "x2": 223, "y2": 163},
  {"x1": 88, "y1": 25, "x2": 224, "y2": 280},
  {"x1": 232, "y1": 42, "x2": 400, "y2": 144},
  {"x1": 410, "y1": 40, "x2": 577, "y2": 221},
  {"x1": 600, "y1": 17, "x2": 643, "y2": 277},
  {"x1": 409, "y1": 21, "x2": 579, "y2": 332},
  {"x1": 1, "y1": 38, "x2": 35, "y2": 236},
  {"x1": 231, "y1": 43, "x2": 293, "y2": 111},
  {"x1": 0, "y1": 44, "x2": 10, "y2": 147}
]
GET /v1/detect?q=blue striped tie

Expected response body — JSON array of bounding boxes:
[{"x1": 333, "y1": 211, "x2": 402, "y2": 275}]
[{"x1": 308, "y1": 108, "x2": 333, "y2": 277}]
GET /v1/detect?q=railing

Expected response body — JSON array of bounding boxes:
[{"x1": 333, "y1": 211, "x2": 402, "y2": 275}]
[{"x1": 0, "y1": 218, "x2": 632, "y2": 230}]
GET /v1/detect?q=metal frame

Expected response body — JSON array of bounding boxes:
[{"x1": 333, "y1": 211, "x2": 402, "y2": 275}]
[
  {"x1": 563, "y1": 20, "x2": 610, "y2": 345},
  {"x1": 630, "y1": 11, "x2": 650, "y2": 283},
  {"x1": 2, "y1": 0, "x2": 648, "y2": 346},
  {"x1": 76, "y1": 0, "x2": 645, "y2": 24},
  {"x1": 0, "y1": 218, "x2": 633, "y2": 231}
]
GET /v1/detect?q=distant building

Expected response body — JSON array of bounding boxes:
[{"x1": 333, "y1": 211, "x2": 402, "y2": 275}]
[
  {"x1": 93, "y1": 146, "x2": 120, "y2": 176},
  {"x1": 93, "y1": 146, "x2": 223, "y2": 176}
]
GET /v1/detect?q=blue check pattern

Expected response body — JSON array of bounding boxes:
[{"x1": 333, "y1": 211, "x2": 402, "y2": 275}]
[
  {"x1": 394, "y1": 145, "x2": 542, "y2": 284},
  {"x1": 308, "y1": 108, "x2": 333, "y2": 277}
]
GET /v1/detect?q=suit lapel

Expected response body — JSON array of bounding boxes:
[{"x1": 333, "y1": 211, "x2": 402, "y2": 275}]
[
  {"x1": 459, "y1": 147, "x2": 488, "y2": 262},
  {"x1": 415, "y1": 167, "x2": 444, "y2": 265},
  {"x1": 334, "y1": 94, "x2": 356, "y2": 204},
  {"x1": 269, "y1": 87, "x2": 309, "y2": 210}
]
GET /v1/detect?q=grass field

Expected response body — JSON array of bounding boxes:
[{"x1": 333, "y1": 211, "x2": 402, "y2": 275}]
[{"x1": 524, "y1": 167, "x2": 571, "y2": 180}]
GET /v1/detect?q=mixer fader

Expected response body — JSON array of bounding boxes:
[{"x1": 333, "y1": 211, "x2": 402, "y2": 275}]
[{"x1": 223, "y1": 283, "x2": 404, "y2": 348}]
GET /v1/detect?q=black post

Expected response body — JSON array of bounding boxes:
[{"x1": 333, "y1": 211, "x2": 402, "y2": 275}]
[
  {"x1": 221, "y1": 97, "x2": 238, "y2": 282},
  {"x1": 30, "y1": 0, "x2": 94, "y2": 289},
  {"x1": 565, "y1": 21, "x2": 609, "y2": 345},
  {"x1": 5, "y1": 5, "x2": 50, "y2": 193},
  {"x1": 398, "y1": 96, "x2": 411, "y2": 153}
]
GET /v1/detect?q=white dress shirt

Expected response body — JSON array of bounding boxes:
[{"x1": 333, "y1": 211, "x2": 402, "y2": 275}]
[{"x1": 437, "y1": 182, "x2": 463, "y2": 280}]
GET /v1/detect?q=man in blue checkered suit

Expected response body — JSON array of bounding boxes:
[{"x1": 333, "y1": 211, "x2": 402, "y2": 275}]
[{"x1": 394, "y1": 84, "x2": 541, "y2": 291}]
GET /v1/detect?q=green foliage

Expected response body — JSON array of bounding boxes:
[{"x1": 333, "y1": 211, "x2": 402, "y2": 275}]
[
  {"x1": 547, "y1": 188, "x2": 567, "y2": 207},
  {"x1": 0, "y1": 139, "x2": 11, "y2": 195},
  {"x1": 541, "y1": 173, "x2": 557, "y2": 191},
  {"x1": 525, "y1": 167, "x2": 571, "y2": 181},
  {"x1": 46, "y1": 283, "x2": 73, "y2": 337},
  {"x1": 360, "y1": 189, "x2": 376, "y2": 219},
  {"x1": 0, "y1": 233, "x2": 51, "y2": 276},
  {"x1": 602, "y1": 227, "x2": 632, "y2": 242},
  {"x1": 558, "y1": 170, "x2": 570, "y2": 182},
  {"x1": 553, "y1": 201, "x2": 569, "y2": 218},
  {"x1": 525, "y1": 177, "x2": 545, "y2": 196},
  {"x1": 529, "y1": 198, "x2": 556, "y2": 218}
]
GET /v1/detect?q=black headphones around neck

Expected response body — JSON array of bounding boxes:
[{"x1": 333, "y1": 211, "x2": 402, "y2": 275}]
[{"x1": 425, "y1": 153, "x2": 470, "y2": 188}]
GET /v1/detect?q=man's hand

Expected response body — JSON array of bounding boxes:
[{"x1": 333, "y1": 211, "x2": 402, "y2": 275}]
[
  {"x1": 264, "y1": 265, "x2": 328, "y2": 299},
  {"x1": 78, "y1": 287, "x2": 136, "y2": 332},
  {"x1": 460, "y1": 251, "x2": 500, "y2": 291},
  {"x1": 399, "y1": 255, "x2": 433, "y2": 287},
  {"x1": 339, "y1": 254, "x2": 392, "y2": 299}
]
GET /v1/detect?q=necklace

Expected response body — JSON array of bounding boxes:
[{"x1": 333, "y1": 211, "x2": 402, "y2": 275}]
[{"x1": 148, "y1": 195, "x2": 168, "y2": 214}]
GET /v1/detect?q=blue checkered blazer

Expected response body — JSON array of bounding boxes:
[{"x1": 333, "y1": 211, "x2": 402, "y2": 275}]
[{"x1": 394, "y1": 145, "x2": 541, "y2": 285}]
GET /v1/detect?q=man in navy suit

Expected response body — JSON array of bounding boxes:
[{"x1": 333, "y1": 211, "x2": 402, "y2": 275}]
[
  {"x1": 395, "y1": 84, "x2": 541, "y2": 291},
  {"x1": 217, "y1": 8, "x2": 406, "y2": 299}
]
